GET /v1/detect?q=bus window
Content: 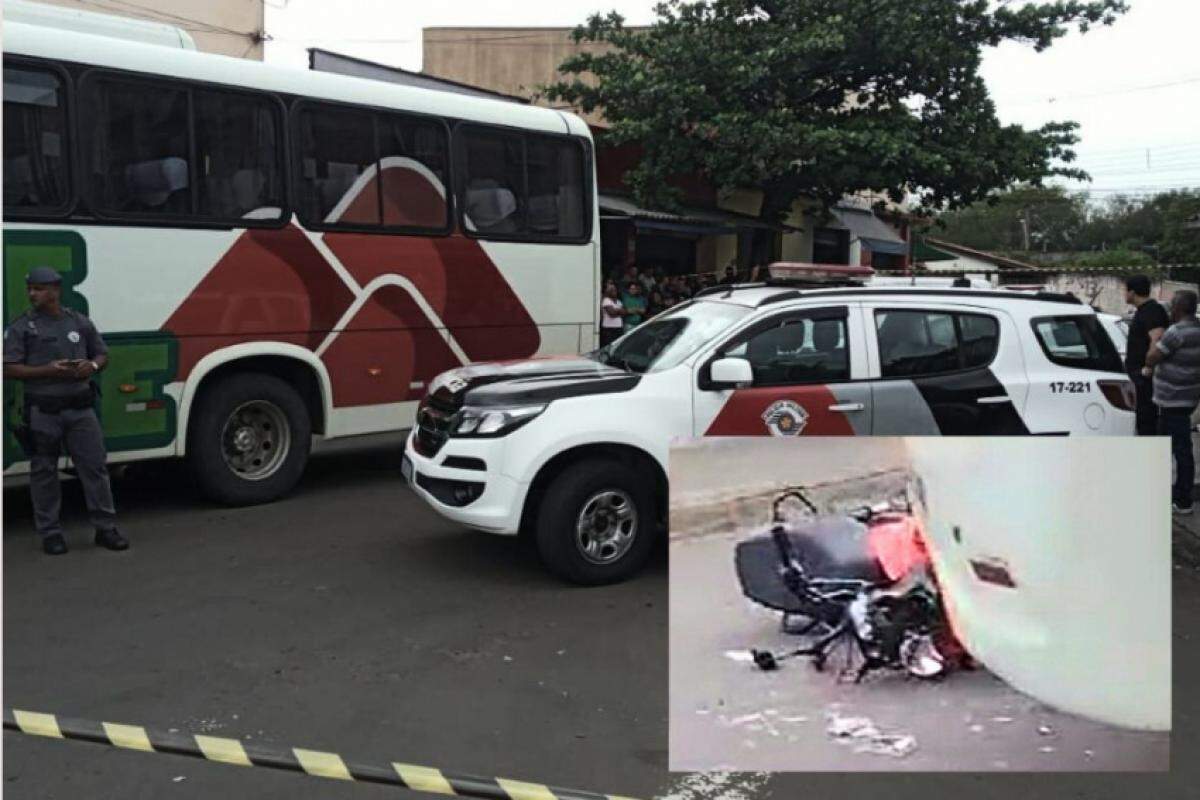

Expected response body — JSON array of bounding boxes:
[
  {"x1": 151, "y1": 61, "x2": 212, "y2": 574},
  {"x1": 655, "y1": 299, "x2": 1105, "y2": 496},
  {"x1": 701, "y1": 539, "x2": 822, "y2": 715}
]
[
  {"x1": 461, "y1": 128, "x2": 526, "y2": 235},
  {"x1": 3, "y1": 64, "x2": 70, "y2": 213},
  {"x1": 527, "y1": 137, "x2": 584, "y2": 238},
  {"x1": 377, "y1": 114, "x2": 450, "y2": 229},
  {"x1": 194, "y1": 89, "x2": 284, "y2": 221},
  {"x1": 296, "y1": 104, "x2": 377, "y2": 226},
  {"x1": 91, "y1": 79, "x2": 192, "y2": 216},
  {"x1": 459, "y1": 127, "x2": 588, "y2": 241}
]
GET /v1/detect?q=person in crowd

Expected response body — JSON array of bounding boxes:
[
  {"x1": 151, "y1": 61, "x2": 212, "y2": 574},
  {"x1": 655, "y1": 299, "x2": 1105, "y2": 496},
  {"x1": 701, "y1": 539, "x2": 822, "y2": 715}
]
[
  {"x1": 1145, "y1": 289, "x2": 1200, "y2": 514},
  {"x1": 622, "y1": 281, "x2": 647, "y2": 332},
  {"x1": 1124, "y1": 274, "x2": 1170, "y2": 435},
  {"x1": 599, "y1": 281, "x2": 625, "y2": 348},
  {"x1": 623, "y1": 264, "x2": 640, "y2": 289},
  {"x1": 639, "y1": 267, "x2": 657, "y2": 294},
  {"x1": 647, "y1": 290, "x2": 667, "y2": 319}
]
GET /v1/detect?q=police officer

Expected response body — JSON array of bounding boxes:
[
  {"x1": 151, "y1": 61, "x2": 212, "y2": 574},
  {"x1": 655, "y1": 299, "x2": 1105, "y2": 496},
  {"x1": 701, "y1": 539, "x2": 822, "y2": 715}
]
[{"x1": 3, "y1": 266, "x2": 129, "y2": 555}]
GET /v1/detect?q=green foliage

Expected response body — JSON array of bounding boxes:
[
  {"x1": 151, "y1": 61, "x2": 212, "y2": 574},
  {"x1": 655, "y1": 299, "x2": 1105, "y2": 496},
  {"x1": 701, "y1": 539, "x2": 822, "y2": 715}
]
[
  {"x1": 1056, "y1": 248, "x2": 1153, "y2": 268},
  {"x1": 936, "y1": 185, "x2": 1087, "y2": 251},
  {"x1": 937, "y1": 187, "x2": 1200, "y2": 264},
  {"x1": 544, "y1": 0, "x2": 1126, "y2": 221}
]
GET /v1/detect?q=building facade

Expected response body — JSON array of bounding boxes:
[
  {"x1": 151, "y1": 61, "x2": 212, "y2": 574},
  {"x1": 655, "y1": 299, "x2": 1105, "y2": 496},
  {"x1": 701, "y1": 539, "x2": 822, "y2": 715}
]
[{"x1": 20, "y1": 0, "x2": 265, "y2": 59}]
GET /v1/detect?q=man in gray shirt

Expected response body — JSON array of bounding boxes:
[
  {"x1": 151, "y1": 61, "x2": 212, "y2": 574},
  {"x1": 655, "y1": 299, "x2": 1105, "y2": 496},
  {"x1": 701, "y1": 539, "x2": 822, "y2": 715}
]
[
  {"x1": 3, "y1": 266, "x2": 129, "y2": 554},
  {"x1": 1147, "y1": 288, "x2": 1200, "y2": 514}
]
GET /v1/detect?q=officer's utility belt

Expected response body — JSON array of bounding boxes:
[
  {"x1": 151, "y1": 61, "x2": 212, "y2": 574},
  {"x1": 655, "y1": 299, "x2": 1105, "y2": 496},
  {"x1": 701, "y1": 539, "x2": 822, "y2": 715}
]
[{"x1": 26, "y1": 391, "x2": 95, "y2": 414}]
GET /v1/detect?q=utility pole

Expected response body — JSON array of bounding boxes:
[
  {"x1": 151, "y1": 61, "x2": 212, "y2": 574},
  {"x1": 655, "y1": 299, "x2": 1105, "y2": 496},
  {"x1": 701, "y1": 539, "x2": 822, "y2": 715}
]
[{"x1": 1019, "y1": 210, "x2": 1031, "y2": 252}]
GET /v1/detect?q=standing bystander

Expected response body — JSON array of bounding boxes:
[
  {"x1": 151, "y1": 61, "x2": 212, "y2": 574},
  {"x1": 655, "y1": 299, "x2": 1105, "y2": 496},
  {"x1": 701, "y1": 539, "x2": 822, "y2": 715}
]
[
  {"x1": 599, "y1": 282, "x2": 625, "y2": 348},
  {"x1": 1146, "y1": 289, "x2": 1200, "y2": 514},
  {"x1": 1124, "y1": 275, "x2": 1170, "y2": 435},
  {"x1": 622, "y1": 281, "x2": 647, "y2": 332},
  {"x1": 3, "y1": 267, "x2": 129, "y2": 554}
]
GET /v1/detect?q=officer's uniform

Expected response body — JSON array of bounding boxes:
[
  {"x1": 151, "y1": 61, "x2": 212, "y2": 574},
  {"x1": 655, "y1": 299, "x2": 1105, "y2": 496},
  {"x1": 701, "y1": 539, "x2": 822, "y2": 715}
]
[{"x1": 3, "y1": 296, "x2": 118, "y2": 541}]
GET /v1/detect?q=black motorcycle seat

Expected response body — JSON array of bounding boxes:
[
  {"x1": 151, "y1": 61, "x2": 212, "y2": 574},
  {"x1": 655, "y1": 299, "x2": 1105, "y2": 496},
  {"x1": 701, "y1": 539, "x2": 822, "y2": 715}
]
[
  {"x1": 736, "y1": 516, "x2": 888, "y2": 612},
  {"x1": 787, "y1": 516, "x2": 887, "y2": 582}
]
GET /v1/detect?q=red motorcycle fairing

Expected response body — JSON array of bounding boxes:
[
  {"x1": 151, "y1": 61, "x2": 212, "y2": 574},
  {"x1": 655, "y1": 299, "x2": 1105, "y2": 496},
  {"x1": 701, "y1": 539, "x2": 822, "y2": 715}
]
[{"x1": 865, "y1": 513, "x2": 930, "y2": 582}]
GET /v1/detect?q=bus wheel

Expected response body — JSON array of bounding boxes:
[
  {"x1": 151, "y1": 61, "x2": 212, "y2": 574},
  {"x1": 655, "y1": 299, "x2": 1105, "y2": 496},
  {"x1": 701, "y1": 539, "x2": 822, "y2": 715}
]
[
  {"x1": 535, "y1": 459, "x2": 655, "y2": 585},
  {"x1": 188, "y1": 373, "x2": 311, "y2": 506}
]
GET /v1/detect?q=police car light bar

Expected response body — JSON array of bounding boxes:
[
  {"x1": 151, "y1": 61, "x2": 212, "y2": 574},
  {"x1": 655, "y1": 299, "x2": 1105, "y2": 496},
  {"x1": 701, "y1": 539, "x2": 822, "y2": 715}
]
[{"x1": 767, "y1": 262, "x2": 875, "y2": 284}]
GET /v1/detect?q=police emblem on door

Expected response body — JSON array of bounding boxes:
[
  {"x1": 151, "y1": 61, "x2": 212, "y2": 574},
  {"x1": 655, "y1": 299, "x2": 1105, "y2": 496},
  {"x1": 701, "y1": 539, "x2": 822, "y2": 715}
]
[{"x1": 761, "y1": 399, "x2": 809, "y2": 436}]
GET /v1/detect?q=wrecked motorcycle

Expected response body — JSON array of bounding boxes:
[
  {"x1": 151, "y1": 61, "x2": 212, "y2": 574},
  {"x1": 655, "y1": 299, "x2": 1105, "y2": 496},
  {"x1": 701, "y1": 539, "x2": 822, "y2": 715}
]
[{"x1": 735, "y1": 486, "x2": 966, "y2": 682}]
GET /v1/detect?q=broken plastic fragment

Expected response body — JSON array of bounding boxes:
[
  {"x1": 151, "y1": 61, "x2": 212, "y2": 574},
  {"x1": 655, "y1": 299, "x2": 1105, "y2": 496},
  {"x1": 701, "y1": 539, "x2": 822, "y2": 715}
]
[
  {"x1": 855, "y1": 734, "x2": 918, "y2": 758},
  {"x1": 723, "y1": 650, "x2": 756, "y2": 663},
  {"x1": 826, "y1": 712, "x2": 916, "y2": 757},
  {"x1": 826, "y1": 715, "x2": 879, "y2": 739}
]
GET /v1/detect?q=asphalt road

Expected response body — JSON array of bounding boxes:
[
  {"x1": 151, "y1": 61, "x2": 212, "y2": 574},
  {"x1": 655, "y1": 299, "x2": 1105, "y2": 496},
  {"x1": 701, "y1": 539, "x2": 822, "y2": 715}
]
[
  {"x1": 3, "y1": 435, "x2": 668, "y2": 800},
  {"x1": 4, "y1": 436, "x2": 1199, "y2": 800}
]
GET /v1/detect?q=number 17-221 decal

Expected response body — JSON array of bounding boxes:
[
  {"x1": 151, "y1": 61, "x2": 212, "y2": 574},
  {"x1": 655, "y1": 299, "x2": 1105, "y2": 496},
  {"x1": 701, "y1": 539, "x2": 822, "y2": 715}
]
[{"x1": 1050, "y1": 381, "x2": 1091, "y2": 394}]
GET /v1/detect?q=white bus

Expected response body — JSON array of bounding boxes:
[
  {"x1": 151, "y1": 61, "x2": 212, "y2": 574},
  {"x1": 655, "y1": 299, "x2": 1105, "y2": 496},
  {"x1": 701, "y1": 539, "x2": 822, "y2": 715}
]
[{"x1": 3, "y1": 5, "x2": 599, "y2": 505}]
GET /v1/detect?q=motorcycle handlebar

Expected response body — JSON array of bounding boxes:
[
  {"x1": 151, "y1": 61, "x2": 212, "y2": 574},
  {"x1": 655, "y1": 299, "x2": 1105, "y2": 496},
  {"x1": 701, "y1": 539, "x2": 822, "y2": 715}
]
[{"x1": 771, "y1": 488, "x2": 818, "y2": 522}]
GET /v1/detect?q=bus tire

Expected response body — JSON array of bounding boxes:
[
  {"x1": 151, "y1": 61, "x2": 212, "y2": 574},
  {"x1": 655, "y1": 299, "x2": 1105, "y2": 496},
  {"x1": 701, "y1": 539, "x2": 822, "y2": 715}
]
[
  {"x1": 188, "y1": 373, "x2": 311, "y2": 506},
  {"x1": 535, "y1": 459, "x2": 655, "y2": 585}
]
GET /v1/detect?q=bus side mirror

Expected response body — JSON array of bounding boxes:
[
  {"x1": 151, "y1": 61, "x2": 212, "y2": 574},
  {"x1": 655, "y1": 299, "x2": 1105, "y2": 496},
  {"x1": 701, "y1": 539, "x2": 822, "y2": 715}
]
[{"x1": 708, "y1": 357, "x2": 753, "y2": 390}]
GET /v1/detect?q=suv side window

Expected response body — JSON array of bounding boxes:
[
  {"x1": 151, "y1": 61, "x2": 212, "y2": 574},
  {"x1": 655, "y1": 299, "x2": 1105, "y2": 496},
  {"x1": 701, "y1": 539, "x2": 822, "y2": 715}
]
[
  {"x1": 1031, "y1": 315, "x2": 1123, "y2": 373},
  {"x1": 875, "y1": 309, "x2": 999, "y2": 377},
  {"x1": 725, "y1": 314, "x2": 849, "y2": 386}
]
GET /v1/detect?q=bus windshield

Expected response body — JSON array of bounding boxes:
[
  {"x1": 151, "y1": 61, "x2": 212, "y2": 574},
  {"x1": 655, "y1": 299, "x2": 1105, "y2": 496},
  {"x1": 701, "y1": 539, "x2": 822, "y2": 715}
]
[{"x1": 591, "y1": 300, "x2": 752, "y2": 374}]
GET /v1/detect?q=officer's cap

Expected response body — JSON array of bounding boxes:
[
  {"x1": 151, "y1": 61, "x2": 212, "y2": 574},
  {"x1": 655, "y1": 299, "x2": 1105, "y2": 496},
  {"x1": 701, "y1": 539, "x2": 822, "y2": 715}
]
[{"x1": 25, "y1": 266, "x2": 63, "y2": 286}]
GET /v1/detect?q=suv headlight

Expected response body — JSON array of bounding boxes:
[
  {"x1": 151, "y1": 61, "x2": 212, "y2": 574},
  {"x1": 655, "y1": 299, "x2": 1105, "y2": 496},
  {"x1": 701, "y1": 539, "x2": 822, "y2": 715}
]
[{"x1": 450, "y1": 404, "x2": 546, "y2": 437}]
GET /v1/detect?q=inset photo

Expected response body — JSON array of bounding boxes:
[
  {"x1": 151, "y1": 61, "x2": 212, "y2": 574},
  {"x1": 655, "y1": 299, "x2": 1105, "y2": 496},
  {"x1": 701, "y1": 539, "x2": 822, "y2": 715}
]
[{"x1": 669, "y1": 437, "x2": 1171, "y2": 772}]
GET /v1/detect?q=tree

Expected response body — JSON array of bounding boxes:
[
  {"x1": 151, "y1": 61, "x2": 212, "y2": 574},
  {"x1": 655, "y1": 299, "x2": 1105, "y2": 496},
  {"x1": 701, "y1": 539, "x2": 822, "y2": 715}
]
[
  {"x1": 545, "y1": 0, "x2": 1126, "y2": 223},
  {"x1": 936, "y1": 184, "x2": 1087, "y2": 252}
]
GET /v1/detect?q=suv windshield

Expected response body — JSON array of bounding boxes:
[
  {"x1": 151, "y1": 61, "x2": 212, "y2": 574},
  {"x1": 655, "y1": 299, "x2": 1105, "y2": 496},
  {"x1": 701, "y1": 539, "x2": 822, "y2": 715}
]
[{"x1": 591, "y1": 300, "x2": 751, "y2": 374}]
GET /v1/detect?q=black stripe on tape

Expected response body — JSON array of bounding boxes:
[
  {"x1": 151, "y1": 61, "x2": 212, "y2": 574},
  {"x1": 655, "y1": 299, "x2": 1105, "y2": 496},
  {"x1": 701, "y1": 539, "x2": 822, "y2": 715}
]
[{"x1": 448, "y1": 775, "x2": 509, "y2": 799}]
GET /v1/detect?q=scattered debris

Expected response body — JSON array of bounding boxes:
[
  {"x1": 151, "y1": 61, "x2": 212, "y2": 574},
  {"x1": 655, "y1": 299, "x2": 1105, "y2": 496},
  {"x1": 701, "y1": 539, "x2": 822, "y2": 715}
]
[
  {"x1": 172, "y1": 776, "x2": 186, "y2": 783},
  {"x1": 727, "y1": 713, "x2": 763, "y2": 727},
  {"x1": 1039, "y1": 746, "x2": 1056, "y2": 754},
  {"x1": 779, "y1": 715, "x2": 809, "y2": 723},
  {"x1": 502, "y1": 656, "x2": 513, "y2": 662},
  {"x1": 827, "y1": 715, "x2": 878, "y2": 739},
  {"x1": 723, "y1": 650, "x2": 755, "y2": 663},
  {"x1": 825, "y1": 711, "x2": 917, "y2": 758},
  {"x1": 991, "y1": 716, "x2": 1014, "y2": 723},
  {"x1": 1084, "y1": 749, "x2": 1095, "y2": 758},
  {"x1": 1037, "y1": 724, "x2": 1055, "y2": 736},
  {"x1": 969, "y1": 724, "x2": 984, "y2": 733}
]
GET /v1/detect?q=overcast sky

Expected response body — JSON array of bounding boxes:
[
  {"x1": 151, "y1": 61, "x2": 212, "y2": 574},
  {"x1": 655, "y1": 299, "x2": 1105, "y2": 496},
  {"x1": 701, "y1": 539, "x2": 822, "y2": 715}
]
[{"x1": 265, "y1": 0, "x2": 1200, "y2": 201}]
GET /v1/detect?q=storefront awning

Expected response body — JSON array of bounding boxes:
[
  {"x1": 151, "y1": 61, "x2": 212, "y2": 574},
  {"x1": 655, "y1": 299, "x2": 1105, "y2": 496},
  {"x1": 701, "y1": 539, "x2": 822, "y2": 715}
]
[
  {"x1": 830, "y1": 206, "x2": 908, "y2": 255},
  {"x1": 599, "y1": 194, "x2": 797, "y2": 235}
]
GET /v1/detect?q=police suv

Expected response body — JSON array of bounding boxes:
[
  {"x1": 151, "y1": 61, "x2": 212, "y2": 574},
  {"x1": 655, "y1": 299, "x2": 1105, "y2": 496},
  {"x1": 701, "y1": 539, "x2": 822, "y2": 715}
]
[{"x1": 402, "y1": 264, "x2": 1134, "y2": 585}]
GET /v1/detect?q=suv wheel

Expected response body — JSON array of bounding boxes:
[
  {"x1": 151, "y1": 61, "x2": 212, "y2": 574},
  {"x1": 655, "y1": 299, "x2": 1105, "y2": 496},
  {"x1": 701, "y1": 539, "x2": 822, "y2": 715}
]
[{"x1": 535, "y1": 459, "x2": 656, "y2": 585}]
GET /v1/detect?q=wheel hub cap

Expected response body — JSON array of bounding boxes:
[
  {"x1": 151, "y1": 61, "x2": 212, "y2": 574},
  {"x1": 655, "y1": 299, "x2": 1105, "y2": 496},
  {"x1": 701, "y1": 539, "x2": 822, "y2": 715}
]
[
  {"x1": 575, "y1": 489, "x2": 638, "y2": 565},
  {"x1": 220, "y1": 400, "x2": 291, "y2": 481}
]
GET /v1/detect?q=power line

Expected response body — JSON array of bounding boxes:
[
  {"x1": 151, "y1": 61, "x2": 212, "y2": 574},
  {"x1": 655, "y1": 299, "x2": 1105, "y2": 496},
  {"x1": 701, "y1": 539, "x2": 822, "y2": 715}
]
[
  {"x1": 76, "y1": 0, "x2": 255, "y2": 38},
  {"x1": 997, "y1": 75, "x2": 1200, "y2": 107}
]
